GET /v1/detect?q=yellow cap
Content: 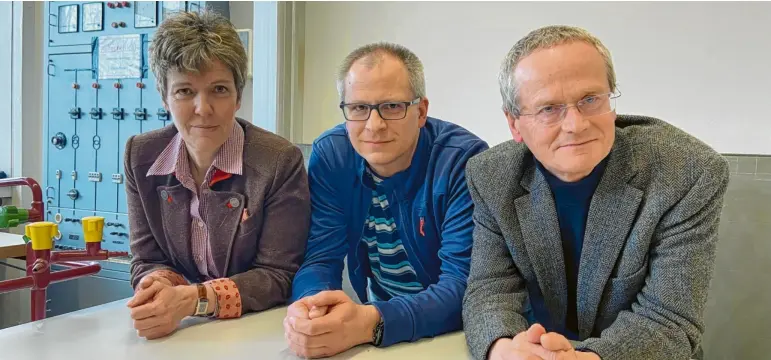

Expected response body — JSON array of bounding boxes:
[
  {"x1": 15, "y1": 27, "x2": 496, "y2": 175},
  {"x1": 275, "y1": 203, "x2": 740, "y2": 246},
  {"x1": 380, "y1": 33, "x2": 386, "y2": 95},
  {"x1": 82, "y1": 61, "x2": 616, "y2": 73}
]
[
  {"x1": 24, "y1": 222, "x2": 58, "y2": 250},
  {"x1": 81, "y1": 216, "x2": 105, "y2": 243}
]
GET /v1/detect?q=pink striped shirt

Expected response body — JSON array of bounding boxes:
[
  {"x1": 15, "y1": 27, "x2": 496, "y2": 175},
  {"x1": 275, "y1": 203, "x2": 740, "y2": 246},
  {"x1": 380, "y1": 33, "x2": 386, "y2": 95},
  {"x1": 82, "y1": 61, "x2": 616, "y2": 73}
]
[{"x1": 146, "y1": 123, "x2": 244, "y2": 279}]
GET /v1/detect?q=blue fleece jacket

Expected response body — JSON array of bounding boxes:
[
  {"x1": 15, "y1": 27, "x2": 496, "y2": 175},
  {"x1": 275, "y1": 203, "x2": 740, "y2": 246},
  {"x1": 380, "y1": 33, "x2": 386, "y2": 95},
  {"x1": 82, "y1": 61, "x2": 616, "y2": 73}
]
[{"x1": 291, "y1": 117, "x2": 488, "y2": 347}]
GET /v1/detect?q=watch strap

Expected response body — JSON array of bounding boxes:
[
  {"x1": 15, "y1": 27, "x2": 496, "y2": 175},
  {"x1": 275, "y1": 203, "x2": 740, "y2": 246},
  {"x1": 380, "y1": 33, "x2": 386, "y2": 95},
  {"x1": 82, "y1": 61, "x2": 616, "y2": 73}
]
[{"x1": 372, "y1": 318, "x2": 384, "y2": 346}]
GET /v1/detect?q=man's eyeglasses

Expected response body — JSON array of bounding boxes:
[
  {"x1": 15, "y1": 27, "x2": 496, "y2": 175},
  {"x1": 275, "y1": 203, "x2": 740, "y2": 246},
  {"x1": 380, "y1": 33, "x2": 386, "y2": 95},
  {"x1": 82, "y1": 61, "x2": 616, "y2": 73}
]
[
  {"x1": 340, "y1": 98, "x2": 421, "y2": 122},
  {"x1": 518, "y1": 91, "x2": 621, "y2": 126}
]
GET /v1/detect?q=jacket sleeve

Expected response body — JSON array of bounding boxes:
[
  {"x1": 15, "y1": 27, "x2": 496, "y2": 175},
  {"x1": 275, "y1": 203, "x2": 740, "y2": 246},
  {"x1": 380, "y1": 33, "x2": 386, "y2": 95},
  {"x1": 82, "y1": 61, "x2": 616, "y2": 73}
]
[
  {"x1": 126, "y1": 135, "x2": 182, "y2": 289},
  {"x1": 575, "y1": 157, "x2": 730, "y2": 360},
  {"x1": 462, "y1": 158, "x2": 531, "y2": 360},
  {"x1": 229, "y1": 144, "x2": 311, "y2": 313},
  {"x1": 290, "y1": 141, "x2": 348, "y2": 301},
  {"x1": 371, "y1": 140, "x2": 490, "y2": 347}
]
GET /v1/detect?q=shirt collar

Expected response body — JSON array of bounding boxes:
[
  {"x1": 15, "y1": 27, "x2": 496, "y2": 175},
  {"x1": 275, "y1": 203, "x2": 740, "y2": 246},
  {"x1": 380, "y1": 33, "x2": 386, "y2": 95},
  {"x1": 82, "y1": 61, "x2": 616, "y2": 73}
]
[{"x1": 146, "y1": 121, "x2": 245, "y2": 178}]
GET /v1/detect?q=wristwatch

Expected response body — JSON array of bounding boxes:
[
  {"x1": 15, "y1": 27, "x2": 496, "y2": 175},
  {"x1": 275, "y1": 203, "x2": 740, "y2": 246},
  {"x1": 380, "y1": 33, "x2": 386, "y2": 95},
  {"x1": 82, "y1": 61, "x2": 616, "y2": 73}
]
[
  {"x1": 372, "y1": 319, "x2": 384, "y2": 346},
  {"x1": 193, "y1": 283, "x2": 209, "y2": 316}
]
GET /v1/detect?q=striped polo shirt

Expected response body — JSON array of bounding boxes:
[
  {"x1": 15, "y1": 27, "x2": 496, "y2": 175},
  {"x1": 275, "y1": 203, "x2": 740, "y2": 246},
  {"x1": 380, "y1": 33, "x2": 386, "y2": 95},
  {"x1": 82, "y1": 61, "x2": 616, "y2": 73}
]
[{"x1": 363, "y1": 168, "x2": 424, "y2": 301}]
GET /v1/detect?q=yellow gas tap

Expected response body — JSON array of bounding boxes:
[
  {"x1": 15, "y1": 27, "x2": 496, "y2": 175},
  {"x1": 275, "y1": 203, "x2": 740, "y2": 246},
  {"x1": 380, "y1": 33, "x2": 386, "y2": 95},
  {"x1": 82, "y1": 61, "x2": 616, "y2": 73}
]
[
  {"x1": 81, "y1": 216, "x2": 105, "y2": 243},
  {"x1": 24, "y1": 222, "x2": 58, "y2": 251}
]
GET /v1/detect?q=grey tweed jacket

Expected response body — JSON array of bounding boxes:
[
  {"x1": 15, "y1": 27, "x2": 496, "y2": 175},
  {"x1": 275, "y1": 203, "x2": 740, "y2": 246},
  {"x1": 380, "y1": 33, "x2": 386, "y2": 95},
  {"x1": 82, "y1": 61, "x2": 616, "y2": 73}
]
[{"x1": 462, "y1": 115, "x2": 730, "y2": 360}]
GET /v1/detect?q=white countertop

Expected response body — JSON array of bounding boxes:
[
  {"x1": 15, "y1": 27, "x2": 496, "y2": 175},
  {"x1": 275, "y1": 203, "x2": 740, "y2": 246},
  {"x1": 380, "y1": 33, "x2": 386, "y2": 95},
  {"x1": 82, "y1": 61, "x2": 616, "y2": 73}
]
[
  {"x1": 0, "y1": 298, "x2": 473, "y2": 360},
  {"x1": 0, "y1": 231, "x2": 25, "y2": 259}
]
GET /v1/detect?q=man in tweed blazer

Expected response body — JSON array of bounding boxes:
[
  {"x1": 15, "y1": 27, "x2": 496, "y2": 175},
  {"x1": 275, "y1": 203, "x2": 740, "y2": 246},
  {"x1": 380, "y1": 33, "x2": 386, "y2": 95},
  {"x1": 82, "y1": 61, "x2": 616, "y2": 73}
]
[{"x1": 462, "y1": 25, "x2": 729, "y2": 360}]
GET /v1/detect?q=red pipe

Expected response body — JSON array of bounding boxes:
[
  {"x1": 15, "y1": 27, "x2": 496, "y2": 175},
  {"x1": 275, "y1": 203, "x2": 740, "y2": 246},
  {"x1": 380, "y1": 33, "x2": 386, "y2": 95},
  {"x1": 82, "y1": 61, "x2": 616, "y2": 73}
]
[
  {"x1": 31, "y1": 288, "x2": 46, "y2": 321},
  {"x1": 48, "y1": 263, "x2": 101, "y2": 283},
  {"x1": 0, "y1": 276, "x2": 34, "y2": 294},
  {"x1": 50, "y1": 250, "x2": 128, "y2": 262},
  {"x1": 0, "y1": 177, "x2": 43, "y2": 222},
  {"x1": 51, "y1": 251, "x2": 107, "y2": 262},
  {"x1": 56, "y1": 261, "x2": 92, "y2": 268}
]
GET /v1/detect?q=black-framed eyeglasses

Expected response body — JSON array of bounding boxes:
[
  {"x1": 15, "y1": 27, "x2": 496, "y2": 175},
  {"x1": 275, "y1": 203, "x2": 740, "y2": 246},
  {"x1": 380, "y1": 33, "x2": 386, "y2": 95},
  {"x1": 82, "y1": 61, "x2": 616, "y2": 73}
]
[
  {"x1": 518, "y1": 91, "x2": 621, "y2": 126},
  {"x1": 339, "y1": 98, "x2": 421, "y2": 122}
]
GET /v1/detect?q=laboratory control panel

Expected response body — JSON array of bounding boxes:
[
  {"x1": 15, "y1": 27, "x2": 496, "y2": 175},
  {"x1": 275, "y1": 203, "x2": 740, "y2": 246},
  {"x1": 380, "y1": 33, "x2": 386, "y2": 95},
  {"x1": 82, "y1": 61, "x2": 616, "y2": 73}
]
[{"x1": 43, "y1": 1, "x2": 230, "y2": 256}]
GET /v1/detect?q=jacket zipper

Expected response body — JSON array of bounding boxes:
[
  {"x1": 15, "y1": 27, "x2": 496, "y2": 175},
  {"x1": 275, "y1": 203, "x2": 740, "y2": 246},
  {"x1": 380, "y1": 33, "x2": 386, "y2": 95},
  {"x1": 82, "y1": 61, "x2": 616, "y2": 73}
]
[{"x1": 395, "y1": 191, "x2": 430, "y2": 286}]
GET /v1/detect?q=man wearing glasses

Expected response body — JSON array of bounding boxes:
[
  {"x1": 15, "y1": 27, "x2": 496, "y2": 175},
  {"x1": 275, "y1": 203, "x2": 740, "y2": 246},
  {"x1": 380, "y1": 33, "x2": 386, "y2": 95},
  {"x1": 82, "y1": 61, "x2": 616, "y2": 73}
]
[
  {"x1": 284, "y1": 42, "x2": 488, "y2": 358},
  {"x1": 462, "y1": 25, "x2": 729, "y2": 360}
]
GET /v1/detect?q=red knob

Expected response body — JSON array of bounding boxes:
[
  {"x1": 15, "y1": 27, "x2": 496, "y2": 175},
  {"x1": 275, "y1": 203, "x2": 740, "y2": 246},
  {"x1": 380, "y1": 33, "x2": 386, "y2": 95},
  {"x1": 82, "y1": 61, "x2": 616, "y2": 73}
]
[
  {"x1": 92, "y1": 83, "x2": 100, "y2": 89},
  {"x1": 72, "y1": 83, "x2": 79, "y2": 89},
  {"x1": 122, "y1": 1, "x2": 130, "y2": 8},
  {"x1": 107, "y1": 2, "x2": 115, "y2": 8},
  {"x1": 136, "y1": 82, "x2": 145, "y2": 89},
  {"x1": 111, "y1": 22, "x2": 118, "y2": 28},
  {"x1": 115, "y1": 2, "x2": 123, "y2": 8},
  {"x1": 114, "y1": 82, "x2": 122, "y2": 89}
]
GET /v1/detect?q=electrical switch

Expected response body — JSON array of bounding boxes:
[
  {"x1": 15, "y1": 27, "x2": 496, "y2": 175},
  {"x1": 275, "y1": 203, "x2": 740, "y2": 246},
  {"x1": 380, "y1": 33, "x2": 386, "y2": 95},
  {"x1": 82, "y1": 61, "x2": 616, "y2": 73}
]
[
  {"x1": 67, "y1": 189, "x2": 79, "y2": 200},
  {"x1": 157, "y1": 108, "x2": 170, "y2": 121},
  {"x1": 134, "y1": 108, "x2": 147, "y2": 120},
  {"x1": 90, "y1": 108, "x2": 103, "y2": 120},
  {"x1": 111, "y1": 108, "x2": 124, "y2": 120},
  {"x1": 51, "y1": 133, "x2": 67, "y2": 149},
  {"x1": 68, "y1": 107, "x2": 81, "y2": 119},
  {"x1": 88, "y1": 172, "x2": 102, "y2": 182}
]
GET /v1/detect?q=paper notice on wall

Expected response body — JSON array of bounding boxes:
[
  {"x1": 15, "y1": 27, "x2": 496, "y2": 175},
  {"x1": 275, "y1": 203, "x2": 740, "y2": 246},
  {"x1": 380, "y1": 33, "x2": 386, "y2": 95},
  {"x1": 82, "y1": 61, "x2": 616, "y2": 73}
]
[{"x1": 97, "y1": 35, "x2": 142, "y2": 79}]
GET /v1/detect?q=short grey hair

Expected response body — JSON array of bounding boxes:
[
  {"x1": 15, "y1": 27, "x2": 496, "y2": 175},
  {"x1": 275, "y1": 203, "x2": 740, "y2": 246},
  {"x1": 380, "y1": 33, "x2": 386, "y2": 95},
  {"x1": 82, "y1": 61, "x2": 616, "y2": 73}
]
[
  {"x1": 498, "y1": 25, "x2": 617, "y2": 116},
  {"x1": 149, "y1": 10, "x2": 248, "y2": 102},
  {"x1": 336, "y1": 42, "x2": 426, "y2": 102}
]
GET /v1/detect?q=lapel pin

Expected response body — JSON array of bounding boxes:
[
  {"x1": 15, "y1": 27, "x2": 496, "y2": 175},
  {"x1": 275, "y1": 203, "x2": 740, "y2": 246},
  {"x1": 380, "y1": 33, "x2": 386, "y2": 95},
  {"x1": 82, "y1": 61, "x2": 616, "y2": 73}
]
[{"x1": 160, "y1": 190, "x2": 171, "y2": 203}]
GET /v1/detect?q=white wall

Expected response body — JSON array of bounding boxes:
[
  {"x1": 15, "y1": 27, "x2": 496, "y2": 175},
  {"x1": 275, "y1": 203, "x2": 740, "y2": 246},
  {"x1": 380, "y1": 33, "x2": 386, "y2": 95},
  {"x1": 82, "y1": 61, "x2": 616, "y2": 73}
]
[
  {"x1": 11, "y1": 1, "x2": 44, "y2": 208},
  {"x1": 0, "y1": 2, "x2": 13, "y2": 199},
  {"x1": 301, "y1": 2, "x2": 771, "y2": 154},
  {"x1": 229, "y1": 1, "x2": 254, "y2": 121}
]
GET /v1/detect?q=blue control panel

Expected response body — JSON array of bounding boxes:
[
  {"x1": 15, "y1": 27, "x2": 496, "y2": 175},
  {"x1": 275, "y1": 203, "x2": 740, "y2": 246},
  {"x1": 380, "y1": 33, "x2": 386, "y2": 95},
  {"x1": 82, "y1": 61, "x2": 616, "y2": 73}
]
[{"x1": 43, "y1": 1, "x2": 230, "y2": 254}]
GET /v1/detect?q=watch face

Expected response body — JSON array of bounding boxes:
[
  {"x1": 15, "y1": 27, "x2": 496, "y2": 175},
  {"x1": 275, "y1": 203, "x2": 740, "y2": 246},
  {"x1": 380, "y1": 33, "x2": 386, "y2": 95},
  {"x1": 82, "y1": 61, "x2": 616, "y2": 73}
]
[
  {"x1": 373, "y1": 320, "x2": 384, "y2": 345},
  {"x1": 196, "y1": 300, "x2": 209, "y2": 315}
]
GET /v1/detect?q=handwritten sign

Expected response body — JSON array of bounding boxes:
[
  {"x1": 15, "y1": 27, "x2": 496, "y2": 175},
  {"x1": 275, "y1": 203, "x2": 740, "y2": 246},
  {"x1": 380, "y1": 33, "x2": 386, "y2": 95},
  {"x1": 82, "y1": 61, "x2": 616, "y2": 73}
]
[{"x1": 98, "y1": 35, "x2": 142, "y2": 79}]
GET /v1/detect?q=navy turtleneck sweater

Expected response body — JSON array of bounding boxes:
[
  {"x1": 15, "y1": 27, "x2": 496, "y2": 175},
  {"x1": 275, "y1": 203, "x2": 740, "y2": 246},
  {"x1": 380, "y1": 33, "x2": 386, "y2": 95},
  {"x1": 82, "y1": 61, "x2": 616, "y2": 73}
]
[{"x1": 535, "y1": 156, "x2": 609, "y2": 339}]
